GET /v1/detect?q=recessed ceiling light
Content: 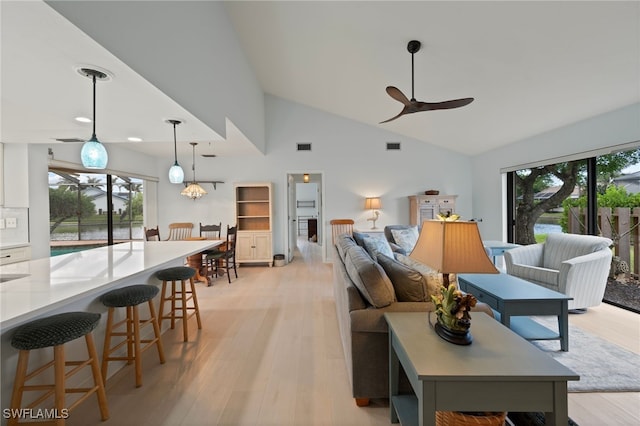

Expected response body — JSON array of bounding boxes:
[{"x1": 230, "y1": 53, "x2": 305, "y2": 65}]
[
  {"x1": 75, "y1": 116, "x2": 92, "y2": 123},
  {"x1": 127, "y1": 137, "x2": 142, "y2": 142}
]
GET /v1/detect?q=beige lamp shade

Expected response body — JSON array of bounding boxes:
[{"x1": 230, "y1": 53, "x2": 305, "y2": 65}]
[
  {"x1": 364, "y1": 197, "x2": 382, "y2": 210},
  {"x1": 409, "y1": 220, "x2": 498, "y2": 275}
]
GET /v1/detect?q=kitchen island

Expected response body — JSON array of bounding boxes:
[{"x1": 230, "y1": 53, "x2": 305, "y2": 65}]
[{"x1": 0, "y1": 240, "x2": 222, "y2": 415}]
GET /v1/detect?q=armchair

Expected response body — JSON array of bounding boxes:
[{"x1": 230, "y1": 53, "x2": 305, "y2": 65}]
[{"x1": 504, "y1": 233, "x2": 612, "y2": 311}]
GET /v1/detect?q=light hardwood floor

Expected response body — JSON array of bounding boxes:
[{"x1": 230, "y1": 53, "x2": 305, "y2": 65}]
[{"x1": 69, "y1": 238, "x2": 640, "y2": 425}]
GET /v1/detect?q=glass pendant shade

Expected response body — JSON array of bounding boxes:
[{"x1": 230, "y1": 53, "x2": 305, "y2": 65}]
[
  {"x1": 169, "y1": 162, "x2": 184, "y2": 184},
  {"x1": 81, "y1": 135, "x2": 109, "y2": 169}
]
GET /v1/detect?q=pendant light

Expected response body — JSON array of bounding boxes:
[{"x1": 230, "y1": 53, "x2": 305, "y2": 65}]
[
  {"x1": 181, "y1": 142, "x2": 207, "y2": 200},
  {"x1": 166, "y1": 119, "x2": 184, "y2": 184},
  {"x1": 79, "y1": 68, "x2": 109, "y2": 169}
]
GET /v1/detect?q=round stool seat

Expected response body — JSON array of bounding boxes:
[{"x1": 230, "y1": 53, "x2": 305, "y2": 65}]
[
  {"x1": 101, "y1": 285, "x2": 159, "y2": 308},
  {"x1": 11, "y1": 312, "x2": 101, "y2": 351},
  {"x1": 156, "y1": 266, "x2": 196, "y2": 281}
]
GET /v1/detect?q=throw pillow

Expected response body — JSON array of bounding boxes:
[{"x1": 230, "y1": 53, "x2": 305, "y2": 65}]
[
  {"x1": 395, "y1": 253, "x2": 457, "y2": 299},
  {"x1": 335, "y1": 234, "x2": 357, "y2": 262},
  {"x1": 391, "y1": 227, "x2": 419, "y2": 253},
  {"x1": 376, "y1": 254, "x2": 429, "y2": 302},
  {"x1": 362, "y1": 235, "x2": 394, "y2": 260},
  {"x1": 344, "y1": 245, "x2": 396, "y2": 308},
  {"x1": 352, "y1": 231, "x2": 369, "y2": 247}
]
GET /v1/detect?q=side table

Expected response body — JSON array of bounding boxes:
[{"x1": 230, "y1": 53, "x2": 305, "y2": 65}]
[{"x1": 385, "y1": 312, "x2": 578, "y2": 426}]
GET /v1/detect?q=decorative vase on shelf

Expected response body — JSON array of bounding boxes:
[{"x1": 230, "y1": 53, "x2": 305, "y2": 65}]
[{"x1": 431, "y1": 284, "x2": 477, "y2": 345}]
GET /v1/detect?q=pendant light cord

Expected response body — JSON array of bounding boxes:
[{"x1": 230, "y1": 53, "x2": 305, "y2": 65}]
[
  {"x1": 91, "y1": 74, "x2": 97, "y2": 139},
  {"x1": 410, "y1": 52, "x2": 415, "y2": 101},
  {"x1": 192, "y1": 144, "x2": 197, "y2": 182},
  {"x1": 173, "y1": 123, "x2": 178, "y2": 165}
]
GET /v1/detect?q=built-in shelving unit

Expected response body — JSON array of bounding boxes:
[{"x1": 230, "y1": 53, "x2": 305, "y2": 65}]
[{"x1": 235, "y1": 182, "x2": 273, "y2": 266}]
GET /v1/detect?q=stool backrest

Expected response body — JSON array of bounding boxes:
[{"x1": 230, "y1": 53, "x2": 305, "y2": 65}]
[
  {"x1": 200, "y1": 222, "x2": 222, "y2": 239},
  {"x1": 330, "y1": 219, "x2": 354, "y2": 245},
  {"x1": 166, "y1": 222, "x2": 194, "y2": 240},
  {"x1": 144, "y1": 226, "x2": 161, "y2": 241}
]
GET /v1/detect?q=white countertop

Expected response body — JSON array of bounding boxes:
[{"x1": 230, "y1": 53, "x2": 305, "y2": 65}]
[{"x1": 0, "y1": 240, "x2": 221, "y2": 329}]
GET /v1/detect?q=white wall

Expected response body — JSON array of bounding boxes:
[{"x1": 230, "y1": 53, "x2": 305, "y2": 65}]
[
  {"x1": 152, "y1": 95, "x2": 474, "y2": 260},
  {"x1": 471, "y1": 103, "x2": 640, "y2": 241}
]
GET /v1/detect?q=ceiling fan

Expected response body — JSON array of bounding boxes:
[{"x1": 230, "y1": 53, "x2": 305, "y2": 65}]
[{"x1": 380, "y1": 40, "x2": 474, "y2": 124}]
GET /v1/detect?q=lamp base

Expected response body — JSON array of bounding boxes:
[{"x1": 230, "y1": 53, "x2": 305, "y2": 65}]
[{"x1": 434, "y1": 322, "x2": 473, "y2": 345}]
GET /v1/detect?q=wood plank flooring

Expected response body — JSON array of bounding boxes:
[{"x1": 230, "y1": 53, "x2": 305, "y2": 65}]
[{"x1": 69, "y1": 238, "x2": 639, "y2": 425}]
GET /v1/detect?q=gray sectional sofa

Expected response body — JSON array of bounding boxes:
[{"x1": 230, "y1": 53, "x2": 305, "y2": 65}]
[{"x1": 332, "y1": 232, "x2": 494, "y2": 406}]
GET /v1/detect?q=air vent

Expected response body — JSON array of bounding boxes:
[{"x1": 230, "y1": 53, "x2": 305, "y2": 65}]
[
  {"x1": 297, "y1": 143, "x2": 312, "y2": 151},
  {"x1": 55, "y1": 138, "x2": 85, "y2": 143},
  {"x1": 386, "y1": 142, "x2": 401, "y2": 151},
  {"x1": 201, "y1": 154, "x2": 217, "y2": 158}
]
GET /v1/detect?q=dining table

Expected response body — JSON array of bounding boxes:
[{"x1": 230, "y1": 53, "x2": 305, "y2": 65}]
[{"x1": 185, "y1": 236, "x2": 223, "y2": 284}]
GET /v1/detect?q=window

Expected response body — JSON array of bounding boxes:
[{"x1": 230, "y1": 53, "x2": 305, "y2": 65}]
[{"x1": 48, "y1": 169, "x2": 144, "y2": 255}]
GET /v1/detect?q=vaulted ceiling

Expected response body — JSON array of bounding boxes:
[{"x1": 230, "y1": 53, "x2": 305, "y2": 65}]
[{"x1": 2, "y1": 1, "x2": 639, "y2": 159}]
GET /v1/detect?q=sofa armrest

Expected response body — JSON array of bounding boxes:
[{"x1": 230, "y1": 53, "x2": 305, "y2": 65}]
[{"x1": 504, "y1": 243, "x2": 544, "y2": 270}]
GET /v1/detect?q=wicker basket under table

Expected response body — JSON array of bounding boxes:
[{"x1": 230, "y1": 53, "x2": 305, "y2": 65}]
[{"x1": 436, "y1": 411, "x2": 507, "y2": 426}]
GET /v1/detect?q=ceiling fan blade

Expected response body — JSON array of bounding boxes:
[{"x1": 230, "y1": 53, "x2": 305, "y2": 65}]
[
  {"x1": 385, "y1": 86, "x2": 411, "y2": 106},
  {"x1": 379, "y1": 107, "x2": 409, "y2": 124},
  {"x1": 417, "y1": 97, "x2": 474, "y2": 111}
]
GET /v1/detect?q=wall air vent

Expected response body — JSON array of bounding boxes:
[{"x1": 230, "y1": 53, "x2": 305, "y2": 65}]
[
  {"x1": 55, "y1": 138, "x2": 85, "y2": 143},
  {"x1": 386, "y1": 142, "x2": 401, "y2": 151},
  {"x1": 297, "y1": 143, "x2": 312, "y2": 151}
]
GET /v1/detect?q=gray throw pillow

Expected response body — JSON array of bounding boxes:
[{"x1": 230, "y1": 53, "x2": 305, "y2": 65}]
[
  {"x1": 376, "y1": 254, "x2": 429, "y2": 302},
  {"x1": 362, "y1": 235, "x2": 394, "y2": 260},
  {"x1": 391, "y1": 227, "x2": 419, "y2": 253},
  {"x1": 344, "y1": 245, "x2": 395, "y2": 308}
]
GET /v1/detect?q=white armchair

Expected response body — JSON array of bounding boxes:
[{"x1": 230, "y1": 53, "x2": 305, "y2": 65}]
[{"x1": 504, "y1": 233, "x2": 613, "y2": 311}]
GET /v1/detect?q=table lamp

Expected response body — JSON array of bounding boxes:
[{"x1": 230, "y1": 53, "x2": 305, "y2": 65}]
[
  {"x1": 364, "y1": 197, "x2": 381, "y2": 229},
  {"x1": 409, "y1": 220, "x2": 498, "y2": 344}
]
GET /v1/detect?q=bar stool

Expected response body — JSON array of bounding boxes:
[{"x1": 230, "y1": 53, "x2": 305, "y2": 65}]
[
  {"x1": 155, "y1": 266, "x2": 202, "y2": 342},
  {"x1": 100, "y1": 285, "x2": 165, "y2": 388},
  {"x1": 8, "y1": 312, "x2": 109, "y2": 425}
]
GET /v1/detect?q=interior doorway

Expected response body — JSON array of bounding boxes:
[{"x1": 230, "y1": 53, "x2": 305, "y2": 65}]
[{"x1": 285, "y1": 172, "x2": 324, "y2": 263}]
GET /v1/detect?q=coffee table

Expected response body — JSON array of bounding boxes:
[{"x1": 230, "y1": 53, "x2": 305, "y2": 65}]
[
  {"x1": 385, "y1": 312, "x2": 578, "y2": 426},
  {"x1": 458, "y1": 273, "x2": 572, "y2": 351}
]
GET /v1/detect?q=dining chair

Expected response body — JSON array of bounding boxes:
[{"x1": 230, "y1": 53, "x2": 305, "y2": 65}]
[
  {"x1": 330, "y1": 219, "x2": 354, "y2": 245},
  {"x1": 165, "y1": 222, "x2": 193, "y2": 240},
  {"x1": 144, "y1": 226, "x2": 161, "y2": 241},
  {"x1": 199, "y1": 222, "x2": 222, "y2": 239},
  {"x1": 205, "y1": 225, "x2": 238, "y2": 285}
]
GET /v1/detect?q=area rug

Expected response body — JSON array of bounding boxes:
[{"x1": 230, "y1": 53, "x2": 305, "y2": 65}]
[{"x1": 531, "y1": 316, "x2": 640, "y2": 392}]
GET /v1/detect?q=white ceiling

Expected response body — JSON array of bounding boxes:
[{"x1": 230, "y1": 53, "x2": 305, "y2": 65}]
[{"x1": 2, "y1": 1, "x2": 639, "y2": 159}]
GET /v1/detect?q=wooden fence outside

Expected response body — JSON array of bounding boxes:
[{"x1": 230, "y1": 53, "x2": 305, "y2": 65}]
[{"x1": 567, "y1": 206, "x2": 639, "y2": 276}]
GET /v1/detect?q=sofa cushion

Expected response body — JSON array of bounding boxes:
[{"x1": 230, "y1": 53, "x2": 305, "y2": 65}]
[
  {"x1": 352, "y1": 231, "x2": 369, "y2": 247},
  {"x1": 362, "y1": 234, "x2": 394, "y2": 260},
  {"x1": 377, "y1": 254, "x2": 429, "y2": 302},
  {"x1": 390, "y1": 226, "x2": 419, "y2": 253},
  {"x1": 336, "y1": 233, "x2": 358, "y2": 262},
  {"x1": 543, "y1": 233, "x2": 612, "y2": 270},
  {"x1": 395, "y1": 253, "x2": 457, "y2": 299},
  {"x1": 344, "y1": 245, "x2": 396, "y2": 308}
]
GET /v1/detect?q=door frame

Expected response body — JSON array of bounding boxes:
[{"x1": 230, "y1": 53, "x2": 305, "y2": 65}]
[{"x1": 283, "y1": 171, "x2": 325, "y2": 262}]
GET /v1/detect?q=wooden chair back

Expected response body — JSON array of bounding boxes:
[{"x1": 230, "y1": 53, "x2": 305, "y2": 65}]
[
  {"x1": 144, "y1": 226, "x2": 161, "y2": 241},
  {"x1": 200, "y1": 222, "x2": 222, "y2": 239},
  {"x1": 166, "y1": 222, "x2": 194, "y2": 240},
  {"x1": 330, "y1": 219, "x2": 354, "y2": 245}
]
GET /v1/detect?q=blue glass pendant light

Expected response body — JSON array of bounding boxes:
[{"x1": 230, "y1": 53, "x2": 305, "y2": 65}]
[
  {"x1": 166, "y1": 119, "x2": 184, "y2": 184},
  {"x1": 79, "y1": 68, "x2": 108, "y2": 169}
]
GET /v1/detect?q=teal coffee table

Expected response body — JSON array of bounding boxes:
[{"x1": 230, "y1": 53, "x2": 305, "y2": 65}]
[{"x1": 458, "y1": 273, "x2": 572, "y2": 351}]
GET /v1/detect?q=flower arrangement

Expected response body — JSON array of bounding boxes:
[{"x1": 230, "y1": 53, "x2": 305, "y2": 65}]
[{"x1": 431, "y1": 283, "x2": 477, "y2": 332}]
